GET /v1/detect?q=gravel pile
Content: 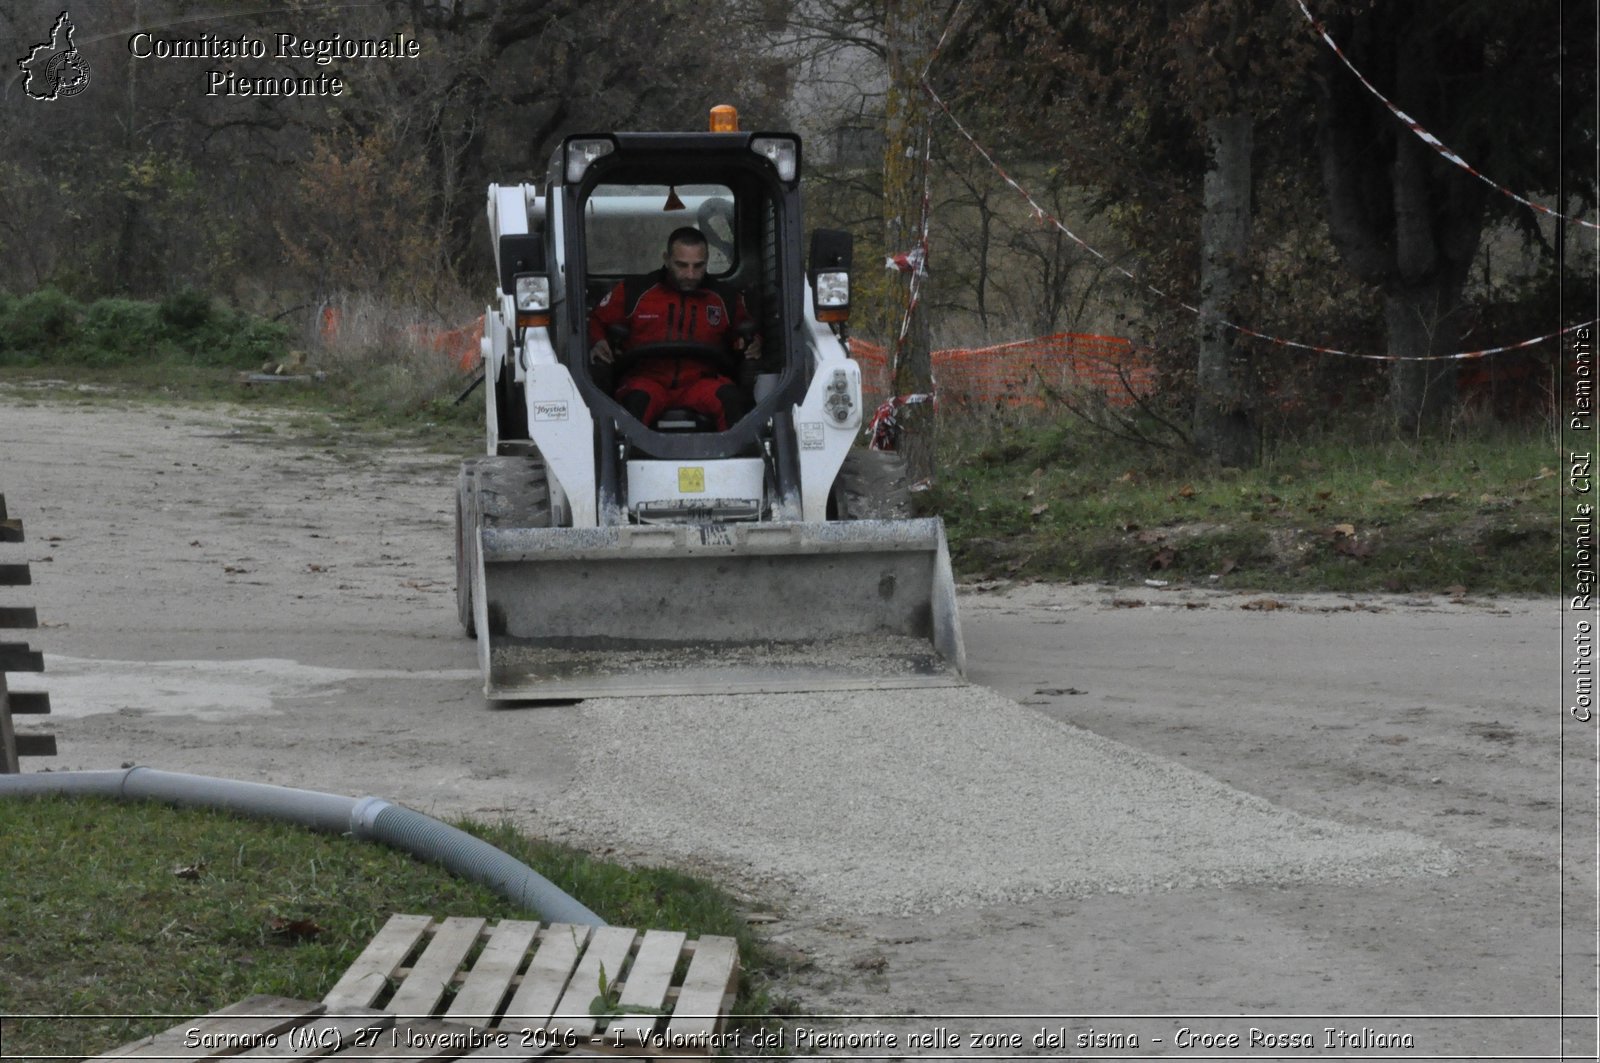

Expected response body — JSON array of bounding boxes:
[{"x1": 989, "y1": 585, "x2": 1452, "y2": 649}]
[{"x1": 539, "y1": 685, "x2": 1454, "y2": 917}]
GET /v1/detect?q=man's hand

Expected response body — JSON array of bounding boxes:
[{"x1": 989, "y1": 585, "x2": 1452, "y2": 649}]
[
  {"x1": 589, "y1": 339, "x2": 614, "y2": 364},
  {"x1": 741, "y1": 335, "x2": 763, "y2": 361}
]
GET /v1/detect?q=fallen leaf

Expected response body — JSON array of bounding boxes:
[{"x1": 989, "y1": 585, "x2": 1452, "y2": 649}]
[
  {"x1": 1332, "y1": 523, "x2": 1356, "y2": 537},
  {"x1": 1242, "y1": 598, "x2": 1283, "y2": 611},
  {"x1": 1030, "y1": 503, "x2": 1049, "y2": 517},
  {"x1": 1218, "y1": 558, "x2": 1238, "y2": 576},
  {"x1": 222, "y1": 565, "x2": 249, "y2": 574},
  {"x1": 1378, "y1": 735, "x2": 1409, "y2": 745},
  {"x1": 1136, "y1": 529, "x2": 1166, "y2": 544},
  {"x1": 307, "y1": 563, "x2": 327, "y2": 572},
  {"x1": 1035, "y1": 687, "x2": 1087, "y2": 696},
  {"x1": 1111, "y1": 598, "x2": 1146, "y2": 609},
  {"x1": 1370, "y1": 480, "x2": 1393, "y2": 490},
  {"x1": 1315, "y1": 490, "x2": 1333, "y2": 500},
  {"x1": 173, "y1": 862, "x2": 206, "y2": 880},
  {"x1": 268, "y1": 917, "x2": 325, "y2": 942},
  {"x1": 1445, "y1": 584, "x2": 1468, "y2": 599},
  {"x1": 189, "y1": 540, "x2": 202, "y2": 547},
  {"x1": 1332, "y1": 537, "x2": 1374, "y2": 558},
  {"x1": 1177, "y1": 484, "x2": 1196, "y2": 498},
  {"x1": 1150, "y1": 547, "x2": 1176, "y2": 570}
]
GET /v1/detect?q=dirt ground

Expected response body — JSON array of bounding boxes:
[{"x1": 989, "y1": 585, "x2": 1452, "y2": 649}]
[{"x1": 1, "y1": 388, "x2": 1592, "y2": 1059}]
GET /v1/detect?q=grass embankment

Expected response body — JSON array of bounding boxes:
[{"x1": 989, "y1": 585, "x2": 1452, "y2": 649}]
[
  {"x1": 931, "y1": 414, "x2": 1561, "y2": 595},
  {"x1": 0, "y1": 797, "x2": 792, "y2": 1059},
  {"x1": 0, "y1": 288, "x2": 482, "y2": 451}
]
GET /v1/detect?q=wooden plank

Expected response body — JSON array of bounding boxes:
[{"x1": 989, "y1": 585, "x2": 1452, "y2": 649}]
[
  {"x1": 548, "y1": 926, "x2": 639, "y2": 1040},
  {"x1": 235, "y1": 1009, "x2": 392, "y2": 1060},
  {"x1": 323, "y1": 914, "x2": 436, "y2": 1011},
  {"x1": 0, "y1": 564, "x2": 31, "y2": 587},
  {"x1": 0, "y1": 606, "x2": 38, "y2": 628},
  {"x1": 456, "y1": 1041, "x2": 561, "y2": 1062},
  {"x1": 444, "y1": 919, "x2": 540, "y2": 1026},
  {"x1": 1, "y1": 674, "x2": 18, "y2": 774},
  {"x1": 0, "y1": 642, "x2": 44, "y2": 672},
  {"x1": 15, "y1": 732, "x2": 55, "y2": 757},
  {"x1": 0, "y1": 518, "x2": 23, "y2": 543},
  {"x1": 386, "y1": 916, "x2": 486, "y2": 1020},
  {"x1": 322, "y1": 1018, "x2": 478, "y2": 1060},
  {"x1": 87, "y1": 995, "x2": 322, "y2": 1061},
  {"x1": 663, "y1": 936, "x2": 738, "y2": 1041},
  {"x1": 613, "y1": 929, "x2": 687, "y2": 1019},
  {"x1": 501, "y1": 923, "x2": 592, "y2": 1029},
  {"x1": 8, "y1": 690, "x2": 50, "y2": 714},
  {"x1": 0, "y1": 495, "x2": 8, "y2": 520}
]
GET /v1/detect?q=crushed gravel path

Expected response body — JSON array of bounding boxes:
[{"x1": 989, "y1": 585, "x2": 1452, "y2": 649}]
[{"x1": 541, "y1": 685, "x2": 1453, "y2": 917}]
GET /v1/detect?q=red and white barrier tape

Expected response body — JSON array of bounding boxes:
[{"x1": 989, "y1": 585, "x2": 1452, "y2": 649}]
[
  {"x1": 1296, "y1": 0, "x2": 1598, "y2": 232},
  {"x1": 868, "y1": 392, "x2": 935, "y2": 452},
  {"x1": 926, "y1": 82, "x2": 1594, "y2": 363}
]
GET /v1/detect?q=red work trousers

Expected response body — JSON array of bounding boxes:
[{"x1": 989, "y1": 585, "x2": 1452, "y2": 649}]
[{"x1": 615, "y1": 357, "x2": 740, "y2": 430}]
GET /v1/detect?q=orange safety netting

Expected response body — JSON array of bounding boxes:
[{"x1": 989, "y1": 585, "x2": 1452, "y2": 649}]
[
  {"x1": 322, "y1": 305, "x2": 1154, "y2": 407},
  {"x1": 320, "y1": 306, "x2": 483, "y2": 371},
  {"x1": 849, "y1": 333, "x2": 1154, "y2": 410}
]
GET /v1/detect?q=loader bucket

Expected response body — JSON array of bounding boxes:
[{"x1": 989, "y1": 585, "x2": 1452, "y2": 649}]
[{"x1": 472, "y1": 518, "x2": 965, "y2": 700}]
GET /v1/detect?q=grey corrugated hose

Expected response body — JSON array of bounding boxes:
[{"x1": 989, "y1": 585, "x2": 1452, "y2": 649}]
[{"x1": 0, "y1": 766, "x2": 606, "y2": 927}]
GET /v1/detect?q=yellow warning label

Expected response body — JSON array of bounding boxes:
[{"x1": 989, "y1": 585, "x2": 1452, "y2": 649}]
[{"x1": 678, "y1": 466, "x2": 705, "y2": 493}]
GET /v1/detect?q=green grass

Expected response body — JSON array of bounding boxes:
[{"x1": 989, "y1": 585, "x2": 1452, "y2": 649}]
[
  {"x1": 0, "y1": 797, "x2": 795, "y2": 1059},
  {"x1": 929, "y1": 411, "x2": 1562, "y2": 594}
]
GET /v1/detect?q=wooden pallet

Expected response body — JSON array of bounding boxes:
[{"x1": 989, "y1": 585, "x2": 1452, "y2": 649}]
[
  {"x1": 84, "y1": 993, "x2": 620, "y2": 1062},
  {"x1": 322, "y1": 914, "x2": 741, "y2": 1056},
  {"x1": 0, "y1": 492, "x2": 54, "y2": 773}
]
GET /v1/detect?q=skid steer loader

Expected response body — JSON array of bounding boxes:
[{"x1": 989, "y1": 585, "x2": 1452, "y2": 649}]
[{"x1": 456, "y1": 107, "x2": 965, "y2": 699}]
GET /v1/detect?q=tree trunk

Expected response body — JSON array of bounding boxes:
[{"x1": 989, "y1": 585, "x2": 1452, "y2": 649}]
[
  {"x1": 1384, "y1": 280, "x2": 1461, "y2": 431},
  {"x1": 1193, "y1": 112, "x2": 1257, "y2": 467},
  {"x1": 883, "y1": 0, "x2": 935, "y2": 485},
  {"x1": 1315, "y1": 6, "x2": 1487, "y2": 434}
]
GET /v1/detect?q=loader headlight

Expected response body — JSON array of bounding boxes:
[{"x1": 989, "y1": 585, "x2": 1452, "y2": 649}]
[
  {"x1": 514, "y1": 272, "x2": 551, "y2": 327},
  {"x1": 750, "y1": 136, "x2": 798, "y2": 183},
  {"x1": 566, "y1": 137, "x2": 615, "y2": 183},
  {"x1": 815, "y1": 271, "x2": 849, "y2": 308},
  {"x1": 814, "y1": 269, "x2": 849, "y2": 323}
]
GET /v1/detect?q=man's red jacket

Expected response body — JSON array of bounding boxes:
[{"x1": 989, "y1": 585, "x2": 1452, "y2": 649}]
[{"x1": 587, "y1": 269, "x2": 753, "y2": 359}]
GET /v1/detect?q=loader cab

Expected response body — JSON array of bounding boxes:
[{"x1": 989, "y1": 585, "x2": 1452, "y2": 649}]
[{"x1": 550, "y1": 130, "x2": 809, "y2": 462}]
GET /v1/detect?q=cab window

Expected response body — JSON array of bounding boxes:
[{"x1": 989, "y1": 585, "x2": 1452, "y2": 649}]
[{"x1": 583, "y1": 184, "x2": 736, "y2": 276}]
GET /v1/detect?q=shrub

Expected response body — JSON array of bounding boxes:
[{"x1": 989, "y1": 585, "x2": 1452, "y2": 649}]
[
  {"x1": 1, "y1": 288, "x2": 82, "y2": 358},
  {"x1": 80, "y1": 298, "x2": 175, "y2": 364},
  {"x1": 158, "y1": 288, "x2": 213, "y2": 331},
  {"x1": 0, "y1": 288, "x2": 290, "y2": 368}
]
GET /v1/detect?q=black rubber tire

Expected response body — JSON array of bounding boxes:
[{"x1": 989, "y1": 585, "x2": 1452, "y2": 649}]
[
  {"x1": 455, "y1": 455, "x2": 551, "y2": 637},
  {"x1": 830, "y1": 448, "x2": 912, "y2": 520}
]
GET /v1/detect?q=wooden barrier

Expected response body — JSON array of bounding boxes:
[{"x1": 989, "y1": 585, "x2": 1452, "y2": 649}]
[{"x1": 0, "y1": 493, "x2": 54, "y2": 772}]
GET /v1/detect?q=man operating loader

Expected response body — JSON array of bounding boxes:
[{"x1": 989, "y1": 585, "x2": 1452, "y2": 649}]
[{"x1": 587, "y1": 226, "x2": 761, "y2": 430}]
